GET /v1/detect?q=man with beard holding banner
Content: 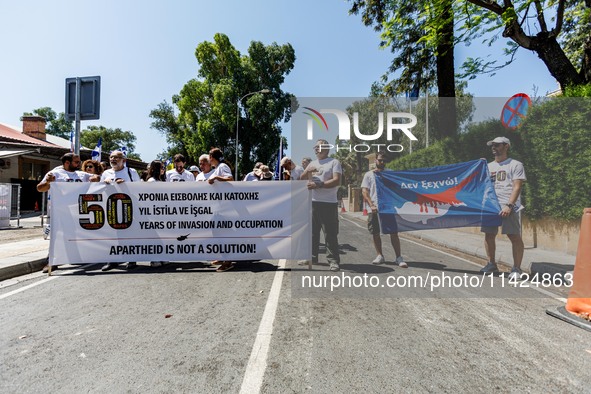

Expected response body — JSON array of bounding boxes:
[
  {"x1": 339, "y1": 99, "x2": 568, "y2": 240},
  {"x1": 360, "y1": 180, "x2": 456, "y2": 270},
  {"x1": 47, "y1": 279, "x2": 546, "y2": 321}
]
[
  {"x1": 100, "y1": 150, "x2": 141, "y2": 272},
  {"x1": 362, "y1": 153, "x2": 407, "y2": 268},
  {"x1": 37, "y1": 152, "x2": 96, "y2": 273}
]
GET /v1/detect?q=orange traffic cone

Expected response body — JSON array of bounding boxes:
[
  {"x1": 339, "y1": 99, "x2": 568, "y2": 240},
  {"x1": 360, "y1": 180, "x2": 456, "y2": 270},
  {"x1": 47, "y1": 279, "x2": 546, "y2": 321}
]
[
  {"x1": 546, "y1": 208, "x2": 591, "y2": 331},
  {"x1": 566, "y1": 208, "x2": 591, "y2": 316},
  {"x1": 362, "y1": 206, "x2": 368, "y2": 216},
  {"x1": 341, "y1": 203, "x2": 346, "y2": 213},
  {"x1": 34, "y1": 201, "x2": 39, "y2": 211}
]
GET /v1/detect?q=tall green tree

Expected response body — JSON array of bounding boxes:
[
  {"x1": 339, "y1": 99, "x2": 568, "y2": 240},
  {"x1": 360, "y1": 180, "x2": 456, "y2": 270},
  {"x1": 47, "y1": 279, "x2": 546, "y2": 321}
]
[
  {"x1": 80, "y1": 125, "x2": 140, "y2": 161},
  {"x1": 349, "y1": 0, "x2": 458, "y2": 139},
  {"x1": 352, "y1": 0, "x2": 591, "y2": 92},
  {"x1": 150, "y1": 33, "x2": 295, "y2": 176},
  {"x1": 23, "y1": 107, "x2": 73, "y2": 139}
]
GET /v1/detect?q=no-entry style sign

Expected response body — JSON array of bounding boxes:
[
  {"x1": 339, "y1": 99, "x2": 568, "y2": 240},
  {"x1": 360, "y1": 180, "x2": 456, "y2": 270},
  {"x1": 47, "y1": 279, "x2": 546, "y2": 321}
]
[{"x1": 501, "y1": 93, "x2": 532, "y2": 129}]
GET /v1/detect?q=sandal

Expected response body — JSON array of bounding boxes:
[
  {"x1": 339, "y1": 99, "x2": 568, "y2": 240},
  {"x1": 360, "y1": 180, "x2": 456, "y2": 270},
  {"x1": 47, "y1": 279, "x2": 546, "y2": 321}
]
[{"x1": 216, "y1": 262, "x2": 234, "y2": 272}]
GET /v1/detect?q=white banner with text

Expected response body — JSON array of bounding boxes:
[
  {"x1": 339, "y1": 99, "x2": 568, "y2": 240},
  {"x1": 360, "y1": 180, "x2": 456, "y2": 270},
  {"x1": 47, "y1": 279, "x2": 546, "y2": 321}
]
[{"x1": 49, "y1": 181, "x2": 311, "y2": 265}]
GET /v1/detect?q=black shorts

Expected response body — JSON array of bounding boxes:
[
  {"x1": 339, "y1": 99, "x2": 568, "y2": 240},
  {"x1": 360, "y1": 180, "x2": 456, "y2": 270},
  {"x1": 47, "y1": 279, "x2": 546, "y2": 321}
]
[{"x1": 367, "y1": 212, "x2": 381, "y2": 235}]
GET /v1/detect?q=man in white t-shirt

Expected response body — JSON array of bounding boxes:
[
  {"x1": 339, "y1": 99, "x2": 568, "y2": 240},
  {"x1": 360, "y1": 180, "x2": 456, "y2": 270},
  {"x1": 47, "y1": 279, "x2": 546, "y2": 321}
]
[
  {"x1": 361, "y1": 153, "x2": 407, "y2": 268},
  {"x1": 480, "y1": 137, "x2": 526, "y2": 280},
  {"x1": 37, "y1": 152, "x2": 97, "y2": 273},
  {"x1": 100, "y1": 150, "x2": 141, "y2": 271},
  {"x1": 166, "y1": 153, "x2": 195, "y2": 182},
  {"x1": 195, "y1": 154, "x2": 214, "y2": 181},
  {"x1": 300, "y1": 139, "x2": 342, "y2": 272}
]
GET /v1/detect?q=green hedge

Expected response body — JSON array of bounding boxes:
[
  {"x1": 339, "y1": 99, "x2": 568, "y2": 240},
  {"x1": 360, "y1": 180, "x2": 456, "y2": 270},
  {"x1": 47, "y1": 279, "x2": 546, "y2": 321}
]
[{"x1": 387, "y1": 98, "x2": 591, "y2": 221}]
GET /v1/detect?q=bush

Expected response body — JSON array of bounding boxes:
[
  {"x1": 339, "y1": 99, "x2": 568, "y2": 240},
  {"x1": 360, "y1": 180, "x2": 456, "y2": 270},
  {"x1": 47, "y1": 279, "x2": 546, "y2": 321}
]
[{"x1": 386, "y1": 97, "x2": 591, "y2": 221}]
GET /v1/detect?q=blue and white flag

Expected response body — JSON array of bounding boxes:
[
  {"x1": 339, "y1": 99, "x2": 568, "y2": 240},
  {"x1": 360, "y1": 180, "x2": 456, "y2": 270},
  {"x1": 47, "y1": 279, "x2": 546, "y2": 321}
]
[
  {"x1": 165, "y1": 157, "x2": 173, "y2": 170},
  {"x1": 91, "y1": 137, "x2": 102, "y2": 161},
  {"x1": 69, "y1": 130, "x2": 74, "y2": 153},
  {"x1": 376, "y1": 159, "x2": 502, "y2": 233},
  {"x1": 119, "y1": 146, "x2": 128, "y2": 157}
]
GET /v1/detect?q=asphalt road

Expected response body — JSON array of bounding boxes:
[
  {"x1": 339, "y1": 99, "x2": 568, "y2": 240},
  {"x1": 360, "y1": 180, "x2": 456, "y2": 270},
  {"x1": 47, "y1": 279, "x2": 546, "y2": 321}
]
[{"x1": 1, "y1": 215, "x2": 589, "y2": 393}]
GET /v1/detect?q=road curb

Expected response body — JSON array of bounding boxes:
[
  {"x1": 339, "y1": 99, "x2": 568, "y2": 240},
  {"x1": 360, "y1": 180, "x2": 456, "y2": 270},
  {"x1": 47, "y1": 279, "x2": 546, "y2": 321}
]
[{"x1": 0, "y1": 258, "x2": 47, "y2": 282}]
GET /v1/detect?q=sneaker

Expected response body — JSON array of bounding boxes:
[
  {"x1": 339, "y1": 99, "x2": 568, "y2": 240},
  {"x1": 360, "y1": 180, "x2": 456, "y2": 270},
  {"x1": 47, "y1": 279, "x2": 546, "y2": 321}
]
[
  {"x1": 372, "y1": 255, "x2": 386, "y2": 265},
  {"x1": 507, "y1": 267, "x2": 523, "y2": 281},
  {"x1": 480, "y1": 262, "x2": 499, "y2": 273},
  {"x1": 101, "y1": 263, "x2": 118, "y2": 272},
  {"x1": 395, "y1": 256, "x2": 408, "y2": 268},
  {"x1": 216, "y1": 262, "x2": 234, "y2": 272},
  {"x1": 329, "y1": 262, "x2": 340, "y2": 272},
  {"x1": 123, "y1": 262, "x2": 137, "y2": 270},
  {"x1": 42, "y1": 264, "x2": 58, "y2": 273}
]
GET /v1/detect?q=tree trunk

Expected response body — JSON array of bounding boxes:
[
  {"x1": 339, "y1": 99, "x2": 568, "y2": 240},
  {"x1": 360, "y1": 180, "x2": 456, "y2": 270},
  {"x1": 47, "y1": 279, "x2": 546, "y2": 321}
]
[
  {"x1": 435, "y1": 0, "x2": 457, "y2": 139},
  {"x1": 579, "y1": 33, "x2": 591, "y2": 84},
  {"x1": 531, "y1": 34, "x2": 583, "y2": 89}
]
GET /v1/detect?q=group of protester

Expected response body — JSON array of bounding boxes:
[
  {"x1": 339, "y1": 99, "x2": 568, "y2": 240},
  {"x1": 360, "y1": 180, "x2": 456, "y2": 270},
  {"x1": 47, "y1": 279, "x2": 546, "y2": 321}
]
[{"x1": 36, "y1": 135, "x2": 525, "y2": 279}]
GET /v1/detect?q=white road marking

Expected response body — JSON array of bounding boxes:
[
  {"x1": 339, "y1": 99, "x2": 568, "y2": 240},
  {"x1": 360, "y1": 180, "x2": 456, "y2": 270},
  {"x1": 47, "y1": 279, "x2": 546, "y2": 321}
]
[
  {"x1": 239, "y1": 259, "x2": 286, "y2": 394},
  {"x1": 0, "y1": 275, "x2": 59, "y2": 300}
]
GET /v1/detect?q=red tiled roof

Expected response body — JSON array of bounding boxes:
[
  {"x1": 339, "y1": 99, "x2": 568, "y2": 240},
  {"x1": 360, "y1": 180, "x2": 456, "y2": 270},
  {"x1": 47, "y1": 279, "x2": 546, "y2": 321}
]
[{"x1": 0, "y1": 122, "x2": 60, "y2": 147}]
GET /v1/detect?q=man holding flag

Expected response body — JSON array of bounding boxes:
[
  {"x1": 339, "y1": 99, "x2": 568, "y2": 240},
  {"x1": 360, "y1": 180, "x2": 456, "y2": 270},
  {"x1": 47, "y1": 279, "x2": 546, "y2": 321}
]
[{"x1": 362, "y1": 153, "x2": 407, "y2": 267}]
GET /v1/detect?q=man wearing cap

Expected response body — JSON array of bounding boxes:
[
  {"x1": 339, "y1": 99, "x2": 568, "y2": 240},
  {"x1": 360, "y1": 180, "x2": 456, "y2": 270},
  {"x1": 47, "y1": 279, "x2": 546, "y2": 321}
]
[
  {"x1": 188, "y1": 165, "x2": 200, "y2": 179},
  {"x1": 480, "y1": 137, "x2": 526, "y2": 280},
  {"x1": 166, "y1": 154, "x2": 195, "y2": 182}
]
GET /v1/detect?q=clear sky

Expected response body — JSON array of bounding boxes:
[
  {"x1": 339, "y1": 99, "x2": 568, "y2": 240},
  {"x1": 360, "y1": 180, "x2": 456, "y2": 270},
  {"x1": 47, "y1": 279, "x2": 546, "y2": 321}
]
[{"x1": 0, "y1": 0, "x2": 558, "y2": 162}]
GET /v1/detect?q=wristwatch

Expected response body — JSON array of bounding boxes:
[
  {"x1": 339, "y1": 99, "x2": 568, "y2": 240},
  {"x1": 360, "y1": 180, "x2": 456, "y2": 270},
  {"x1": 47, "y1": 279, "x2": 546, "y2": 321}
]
[{"x1": 505, "y1": 203, "x2": 515, "y2": 209}]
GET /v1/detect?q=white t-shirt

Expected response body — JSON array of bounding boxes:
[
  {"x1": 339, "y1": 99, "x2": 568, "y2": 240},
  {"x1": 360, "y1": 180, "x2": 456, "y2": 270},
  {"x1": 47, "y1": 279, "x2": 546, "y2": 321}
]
[
  {"x1": 290, "y1": 165, "x2": 304, "y2": 181},
  {"x1": 166, "y1": 169, "x2": 195, "y2": 182},
  {"x1": 361, "y1": 170, "x2": 380, "y2": 205},
  {"x1": 488, "y1": 158, "x2": 526, "y2": 207},
  {"x1": 309, "y1": 157, "x2": 342, "y2": 203},
  {"x1": 243, "y1": 171, "x2": 259, "y2": 181},
  {"x1": 210, "y1": 162, "x2": 233, "y2": 180},
  {"x1": 101, "y1": 167, "x2": 141, "y2": 183},
  {"x1": 196, "y1": 169, "x2": 214, "y2": 181},
  {"x1": 43, "y1": 167, "x2": 91, "y2": 183}
]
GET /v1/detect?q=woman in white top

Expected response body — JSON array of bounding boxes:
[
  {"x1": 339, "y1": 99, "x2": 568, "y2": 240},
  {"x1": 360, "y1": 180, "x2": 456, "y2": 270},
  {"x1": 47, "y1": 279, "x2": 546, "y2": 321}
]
[
  {"x1": 207, "y1": 148, "x2": 233, "y2": 184},
  {"x1": 207, "y1": 148, "x2": 234, "y2": 272},
  {"x1": 146, "y1": 160, "x2": 164, "y2": 182}
]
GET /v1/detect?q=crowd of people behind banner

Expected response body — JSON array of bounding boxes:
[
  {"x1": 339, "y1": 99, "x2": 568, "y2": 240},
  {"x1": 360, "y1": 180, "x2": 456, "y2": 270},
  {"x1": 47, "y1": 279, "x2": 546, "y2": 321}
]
[{"x1": 36, "y1": 136, "x2": 525, "y2": 280}]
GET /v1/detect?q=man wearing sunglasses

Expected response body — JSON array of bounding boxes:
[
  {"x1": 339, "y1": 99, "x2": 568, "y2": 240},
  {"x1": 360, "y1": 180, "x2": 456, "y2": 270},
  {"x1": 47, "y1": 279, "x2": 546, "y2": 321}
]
[
  {"x1": 100, "y1": 150, "x2": 140, "y2": 271},
  {"x1": 480, "y1": 137, "x2": 526, "y2": 281}
]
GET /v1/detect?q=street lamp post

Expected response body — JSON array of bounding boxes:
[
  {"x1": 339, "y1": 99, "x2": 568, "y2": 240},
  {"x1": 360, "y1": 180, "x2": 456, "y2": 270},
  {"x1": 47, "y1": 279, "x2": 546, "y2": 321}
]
[{"x1": 235, "y1": 89, "x2": 270, "y2": 180}]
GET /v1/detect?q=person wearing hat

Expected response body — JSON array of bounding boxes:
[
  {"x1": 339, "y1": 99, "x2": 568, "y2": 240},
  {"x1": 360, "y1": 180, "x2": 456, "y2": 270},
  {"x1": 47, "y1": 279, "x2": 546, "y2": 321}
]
[
  {"x1": 166, "y1": 153, "x2": 195, "y2": 182},
  {"x1": 280, "y1": 156, "x2": 304, "y2": 181},
  {"x1": 480, "y1": 136, "x2": 526, "y2": 281},
  {"x1": 257, "y1": 165, "x2": 274, "y2": 181},
  {"x1": 188, "y1": 165, "x2": 200, "y2": 179},
  {"x1": 243, "y1": 162, "x2": 264, "y2": 181}
]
